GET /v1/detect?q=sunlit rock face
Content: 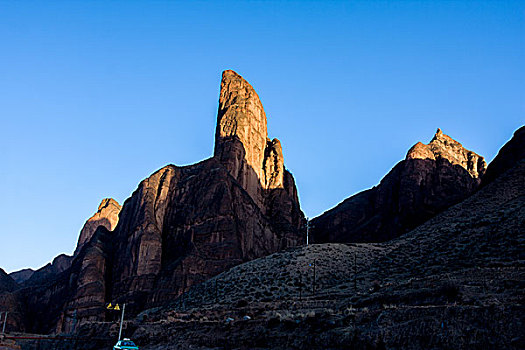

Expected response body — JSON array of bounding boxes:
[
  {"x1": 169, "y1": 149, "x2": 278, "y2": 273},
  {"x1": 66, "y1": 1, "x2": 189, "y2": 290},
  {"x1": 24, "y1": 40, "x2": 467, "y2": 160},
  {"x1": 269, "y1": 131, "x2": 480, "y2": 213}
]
[
  {"x1": 214, "y1": 70, "x2": 287, "y2": 207},
  {"x1": 74, "y1": 198, "x2": 121, "y2": 256},
  {"x1": 311, "y1": 129, "x2": 486, "y2": 243},
  {"x1": 406, "y1": 128, "x2": 486, "y2": 178},
  {"x1": 13, "y1": 70, "x2": 304, "y2": 334},
  {"x1": 37, "y1": 70, "x2": 306, "y2": 332},
  {"x1": 108, "y1": 70, "x2": 305, "y2": 315}
]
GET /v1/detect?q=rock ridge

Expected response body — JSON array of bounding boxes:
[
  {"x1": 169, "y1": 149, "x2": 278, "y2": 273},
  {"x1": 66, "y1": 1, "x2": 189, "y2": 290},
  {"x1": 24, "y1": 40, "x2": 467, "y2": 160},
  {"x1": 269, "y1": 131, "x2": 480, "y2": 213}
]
[{"x1": 311, "y1": 129, "x2": 486, "y2": 243}]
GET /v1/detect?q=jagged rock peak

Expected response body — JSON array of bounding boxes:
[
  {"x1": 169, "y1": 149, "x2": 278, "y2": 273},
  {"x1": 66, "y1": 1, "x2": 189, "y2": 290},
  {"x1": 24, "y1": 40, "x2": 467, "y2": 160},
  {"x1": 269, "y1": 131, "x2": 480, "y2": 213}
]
[
  {"x1": 214, "y1": 70, "x2": 268, "y2": 175},
  {"x1": 406, "y1": 128, "x2": 486, "y2": 178},
  {"x1": 213, "y1": 70, "x2": 285, "y2": 202},
  {"x1": 74, "y1": 198, "x2": 121, "y2": 256},
  {"x1": 97, "y1": 197, "x2": 120, "y2": 211}
]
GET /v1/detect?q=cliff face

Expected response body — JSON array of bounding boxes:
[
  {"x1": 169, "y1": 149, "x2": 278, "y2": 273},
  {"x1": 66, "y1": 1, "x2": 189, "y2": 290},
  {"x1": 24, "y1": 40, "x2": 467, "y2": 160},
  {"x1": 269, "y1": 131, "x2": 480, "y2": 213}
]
[
  {"x1": 0, "y1": 270, "x2": 25, "y2": 334},
  {"x1": 74, "y1": 198, "x2": 121, "y2": 256},
  {"x1": 15, "y1": 70, "x2": 304, "y2": 334},
  {"x1": 108, "y1": 70, "x2": 305, "y2": 315},
  {"x1": 135, "y1": 128, "x2": 524, "y2": 350},
  {"x1": 311, "y1": 129, "x2": 486, "y2": 243}
]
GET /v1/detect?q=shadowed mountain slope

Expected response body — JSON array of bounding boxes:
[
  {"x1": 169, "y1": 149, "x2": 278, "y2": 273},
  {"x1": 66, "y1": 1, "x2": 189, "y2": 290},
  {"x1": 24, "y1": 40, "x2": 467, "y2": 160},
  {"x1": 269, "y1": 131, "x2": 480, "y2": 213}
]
[
  {"x1": 311, "y1": 129, "x2": 486, "y2": 243},
  {"x1": 482, "y1": 125, "x2": 525, "y2": 186},
  {"x1": 8, "y1": 269, "x2": 34, "y2": 285},
  {"x1": 0, "y1": 268, "x2": 18, "y2": 293}
]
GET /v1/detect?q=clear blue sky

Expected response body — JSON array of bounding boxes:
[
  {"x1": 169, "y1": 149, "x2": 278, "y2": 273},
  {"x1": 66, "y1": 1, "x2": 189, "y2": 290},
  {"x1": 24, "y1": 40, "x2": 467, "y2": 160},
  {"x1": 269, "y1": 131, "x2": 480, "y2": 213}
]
[{"x1": 1, "y1": 1, "x2": 523, "y2": 273}]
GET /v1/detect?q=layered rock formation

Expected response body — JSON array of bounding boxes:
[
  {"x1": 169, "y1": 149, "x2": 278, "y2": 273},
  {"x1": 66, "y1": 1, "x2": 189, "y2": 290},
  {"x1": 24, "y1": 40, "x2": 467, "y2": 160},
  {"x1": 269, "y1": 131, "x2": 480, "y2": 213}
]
[
  {"x1": 311, "y1": 129, "x2": 486, "y2": 243},
  {"x1": 6, "y1": 70, "x2": 304, "y2": 334},
  {"x1": 126, "y1": 127, "x2": 524, "y2": 350},
  {"x1": 109, "y1": 70, "x2": 305, "y2": 315},
  {"x1": 0, "y1": 269, "x2": 25, "y2": 333},
  {"x1": 74, "y1": 198, "x2": 121, "y2": 256}
]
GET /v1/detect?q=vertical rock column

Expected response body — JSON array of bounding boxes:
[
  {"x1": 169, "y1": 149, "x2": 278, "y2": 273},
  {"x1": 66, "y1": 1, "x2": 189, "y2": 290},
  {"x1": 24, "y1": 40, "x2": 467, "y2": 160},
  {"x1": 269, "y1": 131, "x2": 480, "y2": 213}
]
[{"x1": 214, "y1": 70, "x2": 285, "y2": 206}]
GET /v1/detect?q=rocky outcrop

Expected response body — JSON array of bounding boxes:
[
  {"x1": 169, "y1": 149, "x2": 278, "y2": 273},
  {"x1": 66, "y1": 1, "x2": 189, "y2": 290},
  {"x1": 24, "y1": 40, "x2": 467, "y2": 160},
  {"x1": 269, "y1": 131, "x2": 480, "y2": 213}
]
[
  {"x1": 311, "y1": 129, "x2": 486, "y2": 243},
  {"x1": 109, "y1": 70, "x2": 305, "y2": 315},
  {"x1": 20, "y1": 254, "x2": 73, "y2": 288},
  {"x1": 9, "y1": 269, "x2": 34, "y2": 285},
  {"x1": 16, "y1": 70, "x2": 306, "y2": 334},
  {"x1": 482, "y1": 125, "x2": 525, "y2": 186},
  {"x1": 214, "y1": 70, "x2": 289, "y2": 206},
  {"x1": 406, "y1": 128, "x2": 485, "y2": 177},
  {"x1": 56, "y1": 226, "x2": 114, "y2": 334},
  {"x1": 74, "y1": 198, "x2": 121, "y2": 256}
]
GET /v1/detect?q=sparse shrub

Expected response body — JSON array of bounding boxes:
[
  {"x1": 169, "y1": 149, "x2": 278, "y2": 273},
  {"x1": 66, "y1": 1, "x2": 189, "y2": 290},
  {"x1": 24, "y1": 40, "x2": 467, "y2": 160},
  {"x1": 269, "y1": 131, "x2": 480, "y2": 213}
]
[
  {"x1": 369, "y1": 280, "x2": 381, "y2": 293},
  {"x1": 235, "y1": 299, "x2": 248, "y2": 308},
  {"x1": 440, "y1": 281, "x2": 461, "y2": 301}
]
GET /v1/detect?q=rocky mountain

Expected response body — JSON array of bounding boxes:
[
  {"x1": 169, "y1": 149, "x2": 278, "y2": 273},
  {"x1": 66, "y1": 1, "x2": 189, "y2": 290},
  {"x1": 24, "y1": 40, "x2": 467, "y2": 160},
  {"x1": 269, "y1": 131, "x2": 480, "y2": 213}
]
[
  {"x1": 9, "y1": 269, "x2": 34, "y2": 285},
  {"x1": 17, "y1": 254, "x2": 72, "y2": 289},
  {"x1": 311, "y1": 128, "x2": 486, "y2": 243},
  {"x1": 2, "y1": 70, "x2": 305, "y2": 335},
  {"x1": 105, "y1": 69, "x2": 305, "y2": 319},
  {"x1": 74, "y1": 198, "x2": 121, "y2": 256},
  {"x1": 8, "y1": 198, "x2": 120, "y2": 292},
  {"x1": 87, "y1": 126, "x2": 521, "y2": 350}
]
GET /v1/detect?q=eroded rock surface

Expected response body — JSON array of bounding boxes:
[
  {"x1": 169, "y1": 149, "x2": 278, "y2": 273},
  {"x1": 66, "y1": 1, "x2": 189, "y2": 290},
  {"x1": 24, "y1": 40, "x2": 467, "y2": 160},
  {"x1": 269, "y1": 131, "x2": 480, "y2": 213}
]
[
  {"x1": 122, "y1": 143, "x2": 523, "y2": 350},
  {"x1": 11, "y1": 70, "x2": 305, "y2": 334},
  {"x1": 311, "y1": 129, "x2": 486, "y2": 243},
  {"x1": 74, "y1": 198, "x2": 121, "y2": 256},
  {"x1": 109, "y1": 70, "x2": 305, "y2": 315}
]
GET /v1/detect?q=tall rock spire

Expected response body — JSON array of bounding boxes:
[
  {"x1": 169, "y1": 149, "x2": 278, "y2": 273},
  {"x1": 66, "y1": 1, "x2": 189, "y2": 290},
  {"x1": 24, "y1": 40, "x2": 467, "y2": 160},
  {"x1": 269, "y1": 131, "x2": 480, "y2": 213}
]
[{"x1": 214, "y1": 70, "x2": 285, "y2": 204}]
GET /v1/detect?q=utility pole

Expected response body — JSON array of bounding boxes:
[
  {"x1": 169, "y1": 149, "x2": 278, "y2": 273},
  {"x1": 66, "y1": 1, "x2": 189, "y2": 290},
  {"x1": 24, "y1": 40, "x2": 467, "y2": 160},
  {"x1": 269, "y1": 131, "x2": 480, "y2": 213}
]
[
  {"x1": 306, "y1": 218, "x2": 309, "y2": 245},
  {"x1": 118, "y1": 304, "x2": 126, "y2": 341},
  {"x1": 354, "y1": 252, "x2": 357, "y2": 293},
  {"x1": 215, "y1": 278, "x2": 218, "y2": 304},
  {"x1": 313, "y1": 259, "x2": 316, "y2": 295},
  {"x1": 299, "y1": 271, "x2": 302, "y2": 301},
  {"x1": 1, "y1": 311, "x2": 7, "y2": 334}
]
